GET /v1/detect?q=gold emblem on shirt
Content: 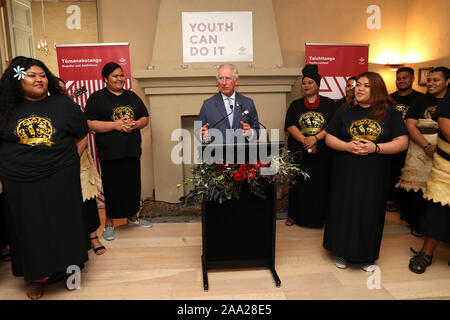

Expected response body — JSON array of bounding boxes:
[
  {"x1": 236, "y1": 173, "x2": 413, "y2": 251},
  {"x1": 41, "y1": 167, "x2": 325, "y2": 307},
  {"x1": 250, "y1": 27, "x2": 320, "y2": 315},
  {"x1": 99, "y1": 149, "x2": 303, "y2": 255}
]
[
  {"x1": 298, "y1": 112, "x2": 325, "y2": 136},
  {"x1": 15, "y1": 115, "x2": 55, "y2": 146},
  {"x1": 112, "y1": 106, "x2": 135, "y2": 121},
  {"x1": 349, "y1": 118, "x2": 382, "y2": 141},
  {"x1": 394, "y1": 104, "x2": 409, "y2": 120},
  {"x1": 424, "y1": 106, "x2": 437, "y2": 119}
]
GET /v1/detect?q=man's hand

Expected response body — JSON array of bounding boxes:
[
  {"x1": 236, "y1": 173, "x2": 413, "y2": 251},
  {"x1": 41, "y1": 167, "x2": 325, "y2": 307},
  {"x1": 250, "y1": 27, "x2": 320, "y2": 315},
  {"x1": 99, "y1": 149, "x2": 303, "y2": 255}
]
[
  {"x1": 201, "y1": 123, "x2": 210, "y2": 141},
  {"x1": 240, "y1": 121, "x2": 251, "y2": 136}
]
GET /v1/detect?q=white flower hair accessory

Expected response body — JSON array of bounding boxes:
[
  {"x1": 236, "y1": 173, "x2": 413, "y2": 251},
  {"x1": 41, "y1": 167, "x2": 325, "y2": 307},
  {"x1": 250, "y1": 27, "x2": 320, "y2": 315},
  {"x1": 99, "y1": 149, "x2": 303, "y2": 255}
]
[{"x1": 13, "y1": 66, "x2": 26, "y2": 80}]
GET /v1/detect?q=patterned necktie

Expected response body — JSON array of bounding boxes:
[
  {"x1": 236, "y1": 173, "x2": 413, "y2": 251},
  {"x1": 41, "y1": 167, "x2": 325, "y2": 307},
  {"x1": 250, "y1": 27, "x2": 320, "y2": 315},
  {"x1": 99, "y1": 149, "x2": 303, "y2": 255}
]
[{"x1": 227, "y1": 97, "x2": 234, "y2": 127}]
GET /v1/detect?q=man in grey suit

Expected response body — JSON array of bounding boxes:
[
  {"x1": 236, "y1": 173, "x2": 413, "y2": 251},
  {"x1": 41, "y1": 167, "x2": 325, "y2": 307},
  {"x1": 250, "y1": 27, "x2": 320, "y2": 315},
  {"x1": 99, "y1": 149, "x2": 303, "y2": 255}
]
[{"x1": 199, "y1": 64, "x2": 260, "y2": 143}]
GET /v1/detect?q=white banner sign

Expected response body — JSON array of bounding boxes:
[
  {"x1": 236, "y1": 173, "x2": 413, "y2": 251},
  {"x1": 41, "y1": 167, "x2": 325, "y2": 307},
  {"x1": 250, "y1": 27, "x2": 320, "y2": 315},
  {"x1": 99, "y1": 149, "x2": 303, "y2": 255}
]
[{"x1": 182, "y1": 11, "x2": 253, "y2": 63}]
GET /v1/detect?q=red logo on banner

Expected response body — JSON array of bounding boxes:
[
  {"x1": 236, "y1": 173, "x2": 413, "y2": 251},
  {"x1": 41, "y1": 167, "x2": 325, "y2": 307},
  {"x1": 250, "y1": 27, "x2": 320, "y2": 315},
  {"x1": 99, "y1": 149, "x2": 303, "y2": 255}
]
[
  {"x1": 305, "y1": 44, "x2": 369, "y2": 100},
  {"x1": 56, "y1": 43, "x2": 132, "y2": 202}
]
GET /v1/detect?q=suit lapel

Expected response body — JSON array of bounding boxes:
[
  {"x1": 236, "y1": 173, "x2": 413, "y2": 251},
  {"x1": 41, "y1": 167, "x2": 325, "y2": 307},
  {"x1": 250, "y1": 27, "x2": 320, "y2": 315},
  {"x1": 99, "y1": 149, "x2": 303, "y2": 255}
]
[{"x1": 233, "y1": 92, "x2": 242, "y2": 129}]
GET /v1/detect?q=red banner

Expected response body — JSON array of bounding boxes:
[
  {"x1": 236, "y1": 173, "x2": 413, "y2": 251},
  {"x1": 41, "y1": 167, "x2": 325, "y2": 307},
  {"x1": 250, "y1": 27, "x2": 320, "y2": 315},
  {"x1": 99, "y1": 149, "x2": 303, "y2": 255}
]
[
  {"x1": 305, "y1": 43, "x2": 369, "y2": 100},
  {"x1": 56, "y1": 43, "x2": 132, "y2": 202}
]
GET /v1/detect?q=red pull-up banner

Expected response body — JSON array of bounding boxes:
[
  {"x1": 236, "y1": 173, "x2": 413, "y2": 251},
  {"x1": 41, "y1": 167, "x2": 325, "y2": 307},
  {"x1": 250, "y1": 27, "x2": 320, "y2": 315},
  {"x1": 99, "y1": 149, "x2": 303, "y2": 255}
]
[{"x1": 305, "y1": 43, "x2": 369, "y2": 100}]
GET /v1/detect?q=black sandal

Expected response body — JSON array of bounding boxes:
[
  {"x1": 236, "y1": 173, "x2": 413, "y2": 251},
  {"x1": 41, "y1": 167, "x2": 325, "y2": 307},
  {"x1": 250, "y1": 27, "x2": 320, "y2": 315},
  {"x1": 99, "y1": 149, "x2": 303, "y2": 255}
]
[
  {"x1": 409, "y1": 248, "x2": 432, "y2": 274},
  {"x1": 90, "y1": 236, "x2": 106, "y2": 255},
  {"x1": 0, "y1": 252, "x2": 11, "y2": 262},
  {"x1": 0, "y1": 247, "x2": 11, "y2": 262}
]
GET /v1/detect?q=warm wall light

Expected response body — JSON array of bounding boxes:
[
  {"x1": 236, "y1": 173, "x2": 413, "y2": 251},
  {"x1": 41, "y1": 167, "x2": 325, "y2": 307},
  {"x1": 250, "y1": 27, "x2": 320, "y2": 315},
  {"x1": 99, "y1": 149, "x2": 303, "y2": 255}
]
[{"x1": 385, "y1": 64, "x2": 404, "y2": 71}]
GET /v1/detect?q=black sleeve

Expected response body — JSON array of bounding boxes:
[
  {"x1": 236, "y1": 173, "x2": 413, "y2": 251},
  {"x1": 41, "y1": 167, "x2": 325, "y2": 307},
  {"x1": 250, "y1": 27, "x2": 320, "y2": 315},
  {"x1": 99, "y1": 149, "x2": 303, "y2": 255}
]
[
  {"x1": 84, "y1": 92, "x2": 100, "y2": 121},
  {"x1": 437, "y1": 99, "x2": 450, "y2": 119},
  {"x1": 323, "y1": 97, "x2": 337, "y2": 127},
  {"x1": 324, "y1": 106, "x2": 344, "y2": 137},
  {"x1": 284, "y1": 100, "x2": 300, "y2": 131},
  {"x1": 67, "y1": 102, "x2": 89, "y2": 139},
  {"x1": 405, "y1": 96, "x2": 422, "y2": 119},
  {"x1": 130, "y1": 91, "x2": 149, "y2": 119},
  {"x1": 388, "y1": 106, "x2": 409, "y2": 139}
]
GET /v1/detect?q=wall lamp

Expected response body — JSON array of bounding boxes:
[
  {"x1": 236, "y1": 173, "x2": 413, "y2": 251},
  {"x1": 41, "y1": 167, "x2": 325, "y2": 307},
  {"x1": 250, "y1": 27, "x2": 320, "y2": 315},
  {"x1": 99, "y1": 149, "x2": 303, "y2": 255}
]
[{"x1": 385, "y1": 63, "x2": 404, "y2": 71}]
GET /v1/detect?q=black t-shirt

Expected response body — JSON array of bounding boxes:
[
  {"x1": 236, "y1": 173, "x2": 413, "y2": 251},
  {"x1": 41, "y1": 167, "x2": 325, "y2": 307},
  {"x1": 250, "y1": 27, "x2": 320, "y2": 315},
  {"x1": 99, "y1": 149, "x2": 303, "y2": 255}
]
[
  {"x1": 84, "y1": 88, "x2": 149, "y2": 161},
  {"x1": 326, "y1": 104, "x2": 408, "y2": 144},
  {"x1": 284, "y1": 96, "x2": 337, "y2": 153},
  {"x1": 390, "y1": 90, "x2": 424, "y2": 120},
  {"x1": 336, "y1": 97, "x2": 346, "y2": 107},
  {"x1": 406, "y1": 93, "x2": 444, "y2": 121},
  {"x1": 0, "y1": 95, "x2": 88, "y2": 182},
  {"x1": 437, "y1": 98, "x2": 449, "y2": 143}
]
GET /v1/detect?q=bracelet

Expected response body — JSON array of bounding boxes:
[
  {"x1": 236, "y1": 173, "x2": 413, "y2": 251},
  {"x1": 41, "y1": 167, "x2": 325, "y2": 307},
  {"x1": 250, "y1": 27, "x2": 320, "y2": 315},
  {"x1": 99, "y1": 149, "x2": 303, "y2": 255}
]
[
  {"x1": 423, "y1": 143, "x2": 431, "y2": 150},
  {"x1": 372, "y1": 141, "x2": 380, "y2": 153},
  {"x1": 314, "y1": 135, "x2": 319, "y2": 142}
]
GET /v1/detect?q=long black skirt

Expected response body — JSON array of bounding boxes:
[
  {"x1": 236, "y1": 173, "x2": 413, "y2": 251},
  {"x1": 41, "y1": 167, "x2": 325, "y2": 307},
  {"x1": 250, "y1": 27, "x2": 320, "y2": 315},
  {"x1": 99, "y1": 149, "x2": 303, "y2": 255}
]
[
  {"x1": 83, "y1": 197, "x2": 101, "y2": 235},
  {"x1": 399, "y1": 190, "x2": 427, "y2": 230},
  {"x1": 100, "y1": 158, "x2": 141, "y2": 219},
  {"x1": 323, "y1": 152, "x2": 391, "y2": 263},
  {"x1": 388, "y1": 150, "x2": 407, "y2": 203},
  {"x1": 0, "y1": 194, "x2": 8, "y2": 249},
  {"x1": 288, "y1": 148, "x2": 331, "y2": 228},
  {"x1": 418, "y1": 201, "x2": 450, "y2": 245},
  {"x1": 2, "y1": 163, "x2": 89, "y2": 282}
]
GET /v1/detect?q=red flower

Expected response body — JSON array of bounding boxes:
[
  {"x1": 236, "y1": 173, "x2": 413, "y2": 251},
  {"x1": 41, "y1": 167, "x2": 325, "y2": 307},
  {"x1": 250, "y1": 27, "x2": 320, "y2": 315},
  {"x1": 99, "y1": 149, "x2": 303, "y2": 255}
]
[
  {"x1": 238, "y1": 164, "x2": 247, "y2": 173},
  {"x1": 233, "y1": 172, "x2": 244, "y2": 181}
]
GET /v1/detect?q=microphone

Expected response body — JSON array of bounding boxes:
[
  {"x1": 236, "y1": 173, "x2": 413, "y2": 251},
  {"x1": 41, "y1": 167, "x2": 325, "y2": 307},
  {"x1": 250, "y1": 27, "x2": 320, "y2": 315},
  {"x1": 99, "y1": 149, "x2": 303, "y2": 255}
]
[
  {"x1": 201, "y1": 105, "x2": 233, "y2": 144},
  {"x1": 238, "y1": 103, "x2": 269, "y2": 141},
  {"x1": 209, "y1": 104, "x2": 233, "y2": 128}
]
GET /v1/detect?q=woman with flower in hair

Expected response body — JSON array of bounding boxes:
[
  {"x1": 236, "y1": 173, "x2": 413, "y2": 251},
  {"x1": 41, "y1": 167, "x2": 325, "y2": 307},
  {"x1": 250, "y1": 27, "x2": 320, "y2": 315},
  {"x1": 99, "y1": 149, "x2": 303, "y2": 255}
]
[
  {"x1": 284, "y1": 64, "x2": 337, "y2": 228},
  {"x1": 0, "y1": 57, "x2": 89, "y2": 299},
  {"x1": 323, "y1": 72, "x2": 409, "y2": 272}
]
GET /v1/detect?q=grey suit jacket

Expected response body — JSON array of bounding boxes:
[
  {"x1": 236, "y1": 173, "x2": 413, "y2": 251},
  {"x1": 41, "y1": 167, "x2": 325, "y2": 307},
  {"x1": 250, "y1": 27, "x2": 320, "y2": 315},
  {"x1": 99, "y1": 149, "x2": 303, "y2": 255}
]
[{"x1": 197, "y1": 92, "x2": 260, "y2": 143}]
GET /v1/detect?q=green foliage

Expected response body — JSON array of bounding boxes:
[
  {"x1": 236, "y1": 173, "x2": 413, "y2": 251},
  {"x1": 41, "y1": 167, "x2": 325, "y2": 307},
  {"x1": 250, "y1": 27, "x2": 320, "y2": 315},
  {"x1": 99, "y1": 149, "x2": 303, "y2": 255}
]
[{"x1": 179, "y1": 149, "x2": 309, "y2": 206}]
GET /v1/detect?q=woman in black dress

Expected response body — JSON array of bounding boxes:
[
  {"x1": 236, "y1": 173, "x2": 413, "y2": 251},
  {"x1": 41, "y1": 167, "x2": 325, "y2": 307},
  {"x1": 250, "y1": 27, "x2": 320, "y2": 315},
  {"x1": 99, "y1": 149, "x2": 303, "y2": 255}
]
[
  {"x1": 323, "y1": 72, "x2": 409, "y2": 272},
  {"x1": 58, "y1": 78, "x2": 105, "y2": 256},
  {"x1": 284, "y1": 64, "x2": 336, "y2": 228},
  {"x1": 0, "y1": 192, "x2": 10, "y2": 262},
  {"x1": 0, "y1": 57, "x2": 89, "y2": 299},
  {"x1": 84, "y1": 62, "x2": 151, "y2": 241}
]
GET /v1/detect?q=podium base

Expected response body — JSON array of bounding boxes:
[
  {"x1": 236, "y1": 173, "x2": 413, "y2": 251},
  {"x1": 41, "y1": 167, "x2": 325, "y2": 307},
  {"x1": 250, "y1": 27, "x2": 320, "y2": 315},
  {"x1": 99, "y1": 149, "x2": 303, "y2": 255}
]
[{"x1": 201, "y1": 184, "x2": 280, "y2": 291}]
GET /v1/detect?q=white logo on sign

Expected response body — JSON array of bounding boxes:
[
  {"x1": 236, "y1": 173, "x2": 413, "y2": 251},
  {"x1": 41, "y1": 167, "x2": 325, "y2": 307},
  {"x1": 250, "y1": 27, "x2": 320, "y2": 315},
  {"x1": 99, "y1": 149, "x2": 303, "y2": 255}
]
[
  {"x1": 119, "y1": 57, "x2": 126, "y2": 63},
  {"x1": 359, "y1": 57, "x2": 366, "y2": 65}
]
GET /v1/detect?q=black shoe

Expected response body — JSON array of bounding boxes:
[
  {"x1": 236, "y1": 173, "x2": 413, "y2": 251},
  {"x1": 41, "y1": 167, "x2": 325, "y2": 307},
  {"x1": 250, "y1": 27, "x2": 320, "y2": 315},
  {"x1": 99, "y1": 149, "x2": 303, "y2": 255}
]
[
  {"x1": 386, "y1": 203, "x2": 401, "y2": 212},
  {"x1": 411, "y1": 229, "x2": 424, "y2": 238}
]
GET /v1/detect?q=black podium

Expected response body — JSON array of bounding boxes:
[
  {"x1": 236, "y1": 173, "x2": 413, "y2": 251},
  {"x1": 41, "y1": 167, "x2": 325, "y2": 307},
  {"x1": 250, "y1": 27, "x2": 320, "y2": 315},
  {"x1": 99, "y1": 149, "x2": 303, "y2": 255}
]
[{"x1": 199, "y1": 142, "x2": 283, "y2": 291}]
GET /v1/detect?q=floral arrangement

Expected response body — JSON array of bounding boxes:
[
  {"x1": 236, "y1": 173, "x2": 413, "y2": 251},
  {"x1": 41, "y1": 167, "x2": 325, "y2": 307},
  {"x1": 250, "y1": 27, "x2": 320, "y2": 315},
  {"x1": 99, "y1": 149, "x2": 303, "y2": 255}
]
[{"x1": 179, "y1": 149, "x2": 308, "y2": 206}]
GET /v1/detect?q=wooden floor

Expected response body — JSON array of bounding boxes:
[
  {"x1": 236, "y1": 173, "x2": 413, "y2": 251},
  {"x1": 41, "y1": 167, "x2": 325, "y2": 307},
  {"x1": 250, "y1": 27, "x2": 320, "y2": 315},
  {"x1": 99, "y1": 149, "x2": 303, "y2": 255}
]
[{"x1": 0, "y1": 210, "x2": 449, "y2": 300}]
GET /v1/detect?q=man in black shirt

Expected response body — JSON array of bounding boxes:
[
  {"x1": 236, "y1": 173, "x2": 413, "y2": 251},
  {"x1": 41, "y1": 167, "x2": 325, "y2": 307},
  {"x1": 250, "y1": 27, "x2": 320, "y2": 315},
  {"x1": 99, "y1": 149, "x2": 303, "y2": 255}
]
[
  {"x1": 390, "y1": 67, "x2": 425, "y2": 120},
  {"x1": 387, "y1": 67, "x2": 424, "y2": 213}
]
